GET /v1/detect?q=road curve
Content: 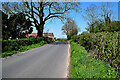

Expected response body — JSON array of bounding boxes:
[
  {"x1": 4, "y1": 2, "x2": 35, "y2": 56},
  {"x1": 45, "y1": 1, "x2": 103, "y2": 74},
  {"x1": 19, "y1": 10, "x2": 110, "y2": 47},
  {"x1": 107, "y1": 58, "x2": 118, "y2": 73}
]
[{"x1": 2, "y1": 41, "x2": 70, "y2": 78}]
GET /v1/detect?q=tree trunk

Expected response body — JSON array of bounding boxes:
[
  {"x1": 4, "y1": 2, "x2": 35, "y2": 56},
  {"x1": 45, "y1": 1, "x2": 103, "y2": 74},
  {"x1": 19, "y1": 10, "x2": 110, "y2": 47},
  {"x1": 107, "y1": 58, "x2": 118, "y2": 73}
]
[
  {"x1": 37, "y1": 23, "x2": 44, "y2": 37},
  {"x1": 37, "y1": 2, "x2": 44, "y2": 37},
  {"x1": 67, "y1": 35, "x2": 70, "y2": 40}
]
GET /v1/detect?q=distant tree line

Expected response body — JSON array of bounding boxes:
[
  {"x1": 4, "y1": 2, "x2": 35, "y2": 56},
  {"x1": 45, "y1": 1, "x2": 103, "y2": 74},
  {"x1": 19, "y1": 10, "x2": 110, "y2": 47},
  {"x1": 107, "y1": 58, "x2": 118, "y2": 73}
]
[{"x1": 61, "y1": 18, "x2": 80, "y2": 40}]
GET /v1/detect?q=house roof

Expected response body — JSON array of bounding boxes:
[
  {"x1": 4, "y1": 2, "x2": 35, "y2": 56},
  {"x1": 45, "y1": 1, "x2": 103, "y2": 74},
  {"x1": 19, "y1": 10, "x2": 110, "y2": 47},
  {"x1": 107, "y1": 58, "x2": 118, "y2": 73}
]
[
  {"x1": 30, "y1": 33, "x2": 37, "y2": 36},
  {"x1": 26, "y1": 33, "x2": 54, "y2": 37},
  {"x1": 43, "y1": 33, "x2": 54, "y2": 37}
]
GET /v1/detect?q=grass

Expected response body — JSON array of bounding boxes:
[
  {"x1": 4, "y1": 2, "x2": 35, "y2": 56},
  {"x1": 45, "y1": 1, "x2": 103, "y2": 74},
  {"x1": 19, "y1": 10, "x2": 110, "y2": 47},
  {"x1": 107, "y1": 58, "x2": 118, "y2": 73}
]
[
  {"x1": 1, "y1": 41, "x2": 48, "y2": 58},
  {"x1": 70, "y1": 41, "x2": 118, "y2": 78}
]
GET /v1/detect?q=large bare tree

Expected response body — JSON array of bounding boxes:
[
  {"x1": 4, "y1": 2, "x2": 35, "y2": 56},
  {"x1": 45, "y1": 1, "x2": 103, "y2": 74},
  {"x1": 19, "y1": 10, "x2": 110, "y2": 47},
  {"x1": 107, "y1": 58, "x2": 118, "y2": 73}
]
[
  {"x1": 101, "y1": 2, "x2": 114, "y2": 30},
  {"x1": 83, "y1": 4, "x2": 99, "y2": 24},
  {"x1": 83, "y1": 3, "x2": 114, "y2": 33},
  {"x1": 2, "y1": 1, "x2": 81, "y2": 37},
  {"x1": 82, "y1": 4, "x2": 99, "y2": 33}
]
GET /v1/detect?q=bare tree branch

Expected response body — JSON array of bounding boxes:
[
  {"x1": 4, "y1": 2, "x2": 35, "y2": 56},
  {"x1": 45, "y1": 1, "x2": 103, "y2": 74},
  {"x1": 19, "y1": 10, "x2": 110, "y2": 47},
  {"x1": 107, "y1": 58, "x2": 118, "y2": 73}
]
[
  {"x1": 44, "y1": 7, "x2": 70, "y2": 22},
  {"x1": 47, "y1": 15, "x2": 64, "y2": 20},
  {"x1": 2, "y1": 2, "x2": 81, "y2": 37}
]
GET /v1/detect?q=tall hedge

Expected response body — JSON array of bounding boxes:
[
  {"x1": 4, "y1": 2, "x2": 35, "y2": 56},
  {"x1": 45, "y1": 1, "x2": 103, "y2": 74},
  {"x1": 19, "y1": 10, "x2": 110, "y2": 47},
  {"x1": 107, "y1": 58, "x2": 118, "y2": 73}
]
[
  {"x1": 2, "y1": 37, "x2": 52, "y2": 52},
  {"x1": 71, "y1": 32, "x2": 120, "y2": 74}
]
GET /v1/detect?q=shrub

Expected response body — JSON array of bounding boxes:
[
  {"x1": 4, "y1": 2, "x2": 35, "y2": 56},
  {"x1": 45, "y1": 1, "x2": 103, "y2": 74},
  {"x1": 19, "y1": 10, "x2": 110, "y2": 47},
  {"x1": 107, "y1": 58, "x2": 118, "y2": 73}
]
[
  {"x1": 56, "y1": 39, "x2": 68, "y2": 41},
  {"x1": 71, "y1": 35, "x2": 80, "y2": 43},
  {"x1": 70, "y1": 41, "x2": 118, "y2": 78},
  {"x1": 71, "y1": 31, "x2": 120, "y2": 76},
  {"x1": 2, "y1": 37, "x2": 53, "y2": 52}
]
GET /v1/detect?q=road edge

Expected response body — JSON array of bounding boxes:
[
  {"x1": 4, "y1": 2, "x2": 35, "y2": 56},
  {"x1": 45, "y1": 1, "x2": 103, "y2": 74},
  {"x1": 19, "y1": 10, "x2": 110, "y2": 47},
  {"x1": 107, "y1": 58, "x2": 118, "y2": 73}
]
[{"x1": 66, "y1": 41, "x2": 71, "y2": 78}]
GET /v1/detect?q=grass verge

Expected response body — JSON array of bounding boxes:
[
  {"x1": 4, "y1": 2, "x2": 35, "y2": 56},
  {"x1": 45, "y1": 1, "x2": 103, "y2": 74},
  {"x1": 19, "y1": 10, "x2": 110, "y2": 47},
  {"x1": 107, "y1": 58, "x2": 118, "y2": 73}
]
[
  {"x1": 70, "y1": 41, "x2": 118, "y2": 78},
  {"x1": 1, "y1": 41, "x2": 48, "y2": 58}
]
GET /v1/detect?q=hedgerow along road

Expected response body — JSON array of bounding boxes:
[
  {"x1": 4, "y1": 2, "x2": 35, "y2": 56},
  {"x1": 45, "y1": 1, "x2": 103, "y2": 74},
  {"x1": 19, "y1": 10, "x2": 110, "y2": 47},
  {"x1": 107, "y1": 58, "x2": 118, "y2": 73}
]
[{"x1": 2, "y1": 41, "x2": 70, "y2": 78}]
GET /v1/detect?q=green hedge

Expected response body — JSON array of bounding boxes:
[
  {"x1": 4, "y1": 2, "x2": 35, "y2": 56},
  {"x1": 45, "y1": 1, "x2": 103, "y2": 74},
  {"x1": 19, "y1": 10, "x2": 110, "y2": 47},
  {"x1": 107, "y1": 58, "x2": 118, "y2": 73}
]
[
  {"x1": 1, "y1": 40, "x2": 48, "y2": 58},
  {"x1": 2, "y1": 37, "x2": 52, "y2": 52},
  {"x1": 71, "y1": 32, "x2": 120, "y2": 75},
  {"x1": 70, "y1": 41, "x2": 118, "y2": 78},
  {"x1": 56, "y1": 39, "x2": 68, "y2": 41}
]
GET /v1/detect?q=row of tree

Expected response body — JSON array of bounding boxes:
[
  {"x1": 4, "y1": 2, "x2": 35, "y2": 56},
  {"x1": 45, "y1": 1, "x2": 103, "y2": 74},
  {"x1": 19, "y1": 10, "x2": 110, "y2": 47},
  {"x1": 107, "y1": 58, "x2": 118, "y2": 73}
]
[
  {"x1": 62, "y1": 3, "x2": 120, "y2": 40},
  {"x1": 83, "y1": 3, "x2": 120, "y2": 33}
]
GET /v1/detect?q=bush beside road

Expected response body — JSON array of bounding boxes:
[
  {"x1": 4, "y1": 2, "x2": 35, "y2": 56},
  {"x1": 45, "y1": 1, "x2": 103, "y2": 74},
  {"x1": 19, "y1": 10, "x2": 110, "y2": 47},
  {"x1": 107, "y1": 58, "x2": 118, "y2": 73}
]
[
  {"x1": 71, "y1": 32, "x2": 120, "y2": 75},
  {"x1": 70, "y1": 41, "x2": 118, "y2": 78},
  {"x1": 1, "y1": 37, "x2": 53, "y2": 58}
]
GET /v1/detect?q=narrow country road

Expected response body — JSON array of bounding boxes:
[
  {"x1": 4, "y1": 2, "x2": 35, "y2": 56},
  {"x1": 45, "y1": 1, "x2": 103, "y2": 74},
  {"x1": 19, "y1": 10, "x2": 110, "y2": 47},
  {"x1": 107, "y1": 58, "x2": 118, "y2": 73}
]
[{"x1": 2, "y1": 41, "x2": 70, "y2": 78}]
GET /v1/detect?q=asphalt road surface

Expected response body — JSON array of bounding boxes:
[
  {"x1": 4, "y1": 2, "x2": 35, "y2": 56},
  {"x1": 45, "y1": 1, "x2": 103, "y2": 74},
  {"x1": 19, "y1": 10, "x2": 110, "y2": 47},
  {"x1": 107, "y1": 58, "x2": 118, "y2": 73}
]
[{"x1": 2, "y1": 41, "x2": 70, "y2": 78}]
